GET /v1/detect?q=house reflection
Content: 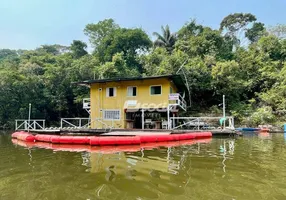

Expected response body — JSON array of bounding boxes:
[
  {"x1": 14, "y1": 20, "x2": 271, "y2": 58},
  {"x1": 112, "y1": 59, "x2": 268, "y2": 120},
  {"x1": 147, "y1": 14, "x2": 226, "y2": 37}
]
[
  {"x1": 88, "y1": 139, "x2": 211, "y2": 198},
  {"x1": 89, "y1": 148, "x2": 189, "y2": 198}
]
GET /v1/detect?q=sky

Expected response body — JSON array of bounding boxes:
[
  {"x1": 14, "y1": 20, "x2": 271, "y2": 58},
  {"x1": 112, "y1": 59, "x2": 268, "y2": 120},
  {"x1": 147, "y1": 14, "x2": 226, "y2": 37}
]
[{"x1": 0, "y1": 0, "x2": 285, "y2": 50}]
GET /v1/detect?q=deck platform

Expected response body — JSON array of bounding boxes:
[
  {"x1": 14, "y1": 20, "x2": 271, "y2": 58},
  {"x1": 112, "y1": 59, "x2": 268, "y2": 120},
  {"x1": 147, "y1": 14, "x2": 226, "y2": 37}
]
[{"x1": 29, "y1": 128, "x2": 238, "y2": 136}]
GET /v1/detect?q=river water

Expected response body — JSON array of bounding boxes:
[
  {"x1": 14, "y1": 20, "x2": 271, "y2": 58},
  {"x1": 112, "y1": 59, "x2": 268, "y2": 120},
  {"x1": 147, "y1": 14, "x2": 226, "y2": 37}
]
[{"x1": 1, "y1": 132, "x2": 286, "y2": 200}]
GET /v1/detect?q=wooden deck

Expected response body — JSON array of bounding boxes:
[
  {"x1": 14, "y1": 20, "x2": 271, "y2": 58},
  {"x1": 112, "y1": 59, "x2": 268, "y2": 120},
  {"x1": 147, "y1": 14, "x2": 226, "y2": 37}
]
[{"x1": 29, "y1": 128, "x2": 238, "y2": 136}]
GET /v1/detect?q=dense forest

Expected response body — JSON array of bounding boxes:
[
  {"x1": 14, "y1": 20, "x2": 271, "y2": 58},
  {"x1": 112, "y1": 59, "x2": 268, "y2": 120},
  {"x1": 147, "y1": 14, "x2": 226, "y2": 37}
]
[{"x1": 1, "y1": 13, "x2": 286, "y2": 128}]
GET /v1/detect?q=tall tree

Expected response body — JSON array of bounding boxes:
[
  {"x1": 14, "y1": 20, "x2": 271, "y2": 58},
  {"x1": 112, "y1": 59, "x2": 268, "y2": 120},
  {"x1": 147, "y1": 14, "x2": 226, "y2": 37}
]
[
  {"x1": 95, "y1": 28, "x2": 152, "y2": 73},
  {"x1": 70, "y1": 40, "x2": 88, "y2": 59},
  {"x1": 84, "y1": 19, "x2": 119, "y2": 48},
  {"x1": 153, "y1": 25, "x2": 177, "y2": 52},
  {"x1": 220, "y1": 13, "x2": 257, "y2": 46},
  {"x1": 245, "y1": 22, "x2": 266, "y2": 43}
]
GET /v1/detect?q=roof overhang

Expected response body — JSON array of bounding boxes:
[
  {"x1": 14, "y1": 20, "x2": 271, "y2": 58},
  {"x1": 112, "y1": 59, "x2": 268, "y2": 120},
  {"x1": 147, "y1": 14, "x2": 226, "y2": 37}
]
[{"x1": 74, "y1": 75, "x2": 186, "y2": 92}]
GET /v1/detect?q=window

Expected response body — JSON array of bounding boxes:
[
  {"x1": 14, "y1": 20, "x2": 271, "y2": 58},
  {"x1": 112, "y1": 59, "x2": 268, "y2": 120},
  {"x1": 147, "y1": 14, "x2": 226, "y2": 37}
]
[
  {"x1": 170, "y1": 87, "x2": 173, "y2": 94},
  {"x1": 127, "y1": 86, "x2": 137, "y2": 96},
  {"x1": 150, "y1": 85, "x2": 162, "y2": 95},
  {"x1": 103, "y1": 110, "x2": 120, "y2": 120},
  {"x1": 106, "y1": 87, "x2": 116, "y2": 97}
]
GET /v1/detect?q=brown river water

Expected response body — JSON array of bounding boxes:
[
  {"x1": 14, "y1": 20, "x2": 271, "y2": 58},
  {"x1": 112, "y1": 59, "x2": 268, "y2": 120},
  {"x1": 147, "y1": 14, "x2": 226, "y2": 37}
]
[{"x1": 1, "y1": 132, "x2": 286, "y2": 200}]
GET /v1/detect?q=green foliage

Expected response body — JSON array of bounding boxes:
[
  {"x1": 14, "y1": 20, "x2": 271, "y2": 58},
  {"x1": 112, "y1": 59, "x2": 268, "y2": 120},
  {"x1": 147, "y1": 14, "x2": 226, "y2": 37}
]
[
  {"x1": 84, "y1": 19, "x2": 119, "y2": 48},
  {"x1": 245, "y1": 22, "x2": 266, "y2": 43},
  {"x1": 1, "y1": 14, "x2": 286, "y2": 128},
  {"x1": 220, "y1": 13, "x2": 257, "y2": 33},
  {"x1": 70, "y1": 40, "x2": 88, "y2": 59},
  {"x1": 153, "y1": 25, "x2": 177, "y2": 52}
]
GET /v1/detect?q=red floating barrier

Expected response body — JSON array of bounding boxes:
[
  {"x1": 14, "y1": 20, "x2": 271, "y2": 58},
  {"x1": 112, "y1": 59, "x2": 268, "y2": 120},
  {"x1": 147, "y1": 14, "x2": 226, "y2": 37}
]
[
  {"x1": 71, "y1": 136, "x2": 90, "y2": 144},
  {"x1": 194, "y1": 132, "x2": 212, "y2": 139},
  {"x1": 12, "y1": 131, "x2": 35, "y2": 142},
  {"x1": 89, "y1": 137, "x2": 100, "y2": 145},
  {"x1": 50, "y1": 135, "x2": 61, "y2": 144},
  {"x1": 35, "y1": 134, "x2": 52, "y2": 142},
  {"x1": 156, "y1": 135, "x2": 173, "y2": 142},
  {"x1": 139, "y1": 135, "x2": 158, "y2": 143},
  {"x1": 115, "y1": 137, "x2": 135, "y2": 145},
  {"x1": 98, "y1": 137, "x2": 118, "y2": 146},
  {"x1": 58, "y1": 136, "x2": 74, "y2": 144},
  {"x1": 11, "y1": 131, "x2": 212, "y2": 146}
]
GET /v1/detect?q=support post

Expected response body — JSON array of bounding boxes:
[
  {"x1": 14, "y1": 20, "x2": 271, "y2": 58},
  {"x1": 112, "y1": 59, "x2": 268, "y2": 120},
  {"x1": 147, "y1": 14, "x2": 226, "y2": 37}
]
[
  {"x1": 172, "y1": 113, "x2": 175, "y2": 129},
  {"x1": 28, "y1": 103, "x2": 31, "y2": 132},
  {"x1": 142, "y1": 109, "x2": 144, "y2": 130},
  {"x1": 167, "y1": 106, "x2": 170, "y2": 129},
  {"x1": 223, "y1": 95, "x2": 226, "y2": 130}
]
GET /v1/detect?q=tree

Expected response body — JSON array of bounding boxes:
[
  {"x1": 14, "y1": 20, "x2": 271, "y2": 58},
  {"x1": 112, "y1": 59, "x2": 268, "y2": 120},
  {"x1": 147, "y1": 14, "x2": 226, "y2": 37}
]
[
  {"x1": 220, "y1": 13, "x2": 257, "y2": 46},
  {"x1": 268, "y1": 24, "x2": 286, "y2": 39},
  {"x1": 96, "y1": 28, "x2": 152, "y2": 72},
  {"x1": 70, "y1": 40, "x2": 88, "y2": 59},
  {"x1": 220, "y1": 13, "x2": 257, "y2": 33},
  {"x1": 153, "y1": 25, "x2": 177, "y2": 52},
  {"x1": 97, "y1": 53, "x2": 140, "y2": 79},
  {"x1": 245, "y1": 22, "x2": 266, "y2": 43},
  {"x1": 177, "y1": 19, "x2": 204, "y2": 39},
  {"x1": 0, "y1": 49, "x2": 18, "y2": 62},
  {"x1": 84, "y1": 19, "x2": 119, "y2": 48}
]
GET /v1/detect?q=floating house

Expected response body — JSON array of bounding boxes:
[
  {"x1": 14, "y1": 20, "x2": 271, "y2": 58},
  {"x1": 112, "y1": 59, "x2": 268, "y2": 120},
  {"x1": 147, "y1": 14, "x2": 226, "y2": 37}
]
[{"x1": 77, "y1": 75, "x2": 187, "y2": 129}]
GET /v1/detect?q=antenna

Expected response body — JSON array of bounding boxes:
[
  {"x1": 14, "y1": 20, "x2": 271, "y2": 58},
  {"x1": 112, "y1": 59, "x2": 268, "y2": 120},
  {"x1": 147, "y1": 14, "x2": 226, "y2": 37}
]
[{"x1": 176, "y1": 59, "x2": 191, "y2": 107}]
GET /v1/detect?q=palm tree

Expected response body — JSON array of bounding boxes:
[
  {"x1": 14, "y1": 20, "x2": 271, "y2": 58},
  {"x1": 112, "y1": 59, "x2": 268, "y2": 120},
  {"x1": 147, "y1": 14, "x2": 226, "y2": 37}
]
[{"x1": 153, "y1": 25, "x2": 177, "y2": 52}]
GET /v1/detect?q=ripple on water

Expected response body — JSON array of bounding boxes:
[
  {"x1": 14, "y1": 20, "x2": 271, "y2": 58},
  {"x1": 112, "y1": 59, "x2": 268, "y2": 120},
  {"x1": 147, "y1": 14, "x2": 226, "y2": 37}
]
[{"x1": 1, "y1": 133, "x2": 286, "y2": 199}]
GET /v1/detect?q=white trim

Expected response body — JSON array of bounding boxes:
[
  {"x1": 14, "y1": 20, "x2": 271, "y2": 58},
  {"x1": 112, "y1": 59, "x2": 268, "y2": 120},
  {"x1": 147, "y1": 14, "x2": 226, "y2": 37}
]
[
  {"x1": 103, "y1": 109, "x2": 121, "y2": 121},
  {"x1": 106, "y1": 87, "x2": 116, "y2": 97},
  {"x1": 150, "y1": 85, "x2": 162, "y2": 96},
  {"x1": 127, "y1": 86, "x2": 137, "y2": 97}
]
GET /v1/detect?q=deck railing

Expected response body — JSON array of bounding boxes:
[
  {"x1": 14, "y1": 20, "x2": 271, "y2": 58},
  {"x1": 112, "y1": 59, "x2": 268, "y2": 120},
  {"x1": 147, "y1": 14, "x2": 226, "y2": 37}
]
[
  {"x1": 60, "y1": 118, "x2": 113, "y2": 130},
  {"x1": 15, "y1": 119, "x2": 45, "y2": 131},
  {"x1": 83, "y1": 98, "x2": 90, "y2": 109},
  {"x1": 169, "y1": 93, "x2": 187, "y2": 111},
  {"x1": 60, "y1": 118, "x2": 91, "y2": 129},
  {"x1": 170, "y1": 116, "x2": 234, "y2": 130}
]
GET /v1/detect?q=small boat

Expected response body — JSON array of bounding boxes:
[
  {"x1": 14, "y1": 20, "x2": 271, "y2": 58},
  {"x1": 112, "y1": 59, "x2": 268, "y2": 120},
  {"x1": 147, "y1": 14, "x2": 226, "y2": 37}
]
[
  {"x1": 235, "y1": 128, "x2": 260, "y2": 132},
  {"x1": 259, "y1": 128, "x2": 270, "y2": 132}
]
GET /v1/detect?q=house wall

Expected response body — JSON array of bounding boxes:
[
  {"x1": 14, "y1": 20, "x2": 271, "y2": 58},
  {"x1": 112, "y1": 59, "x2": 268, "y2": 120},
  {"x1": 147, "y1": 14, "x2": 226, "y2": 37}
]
[{"x1": 89, "y1": 77, "x2": 178, "y2": 129}]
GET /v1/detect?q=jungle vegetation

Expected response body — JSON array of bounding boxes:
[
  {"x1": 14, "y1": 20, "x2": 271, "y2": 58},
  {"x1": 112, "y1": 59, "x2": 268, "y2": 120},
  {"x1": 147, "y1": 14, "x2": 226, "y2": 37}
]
[{"x1": 1, "y1": 13, "x2": 286, "y2": 128}]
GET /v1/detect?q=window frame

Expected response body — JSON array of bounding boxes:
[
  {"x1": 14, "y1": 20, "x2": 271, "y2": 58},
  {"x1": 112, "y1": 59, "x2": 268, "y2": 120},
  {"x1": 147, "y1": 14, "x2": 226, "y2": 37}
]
[
  {"x1": 106, "y1": 87, "x2": 116, "y2": 97},
  {"x1": 150, "y1": 85, "x2": 162, "y2": 96},
  {"x1": 103, "y1": 109, "x2": 121, "y2": 121},
  {"x1": 127, "y1": 86, "x2": 137, "y2": 97}
]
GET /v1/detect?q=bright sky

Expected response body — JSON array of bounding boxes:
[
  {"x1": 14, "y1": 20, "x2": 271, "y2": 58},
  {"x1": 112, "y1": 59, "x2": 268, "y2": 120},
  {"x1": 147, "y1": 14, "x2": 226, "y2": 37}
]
[{"x1": 0, "y1": 0, "x2": 285, "y2": 50}]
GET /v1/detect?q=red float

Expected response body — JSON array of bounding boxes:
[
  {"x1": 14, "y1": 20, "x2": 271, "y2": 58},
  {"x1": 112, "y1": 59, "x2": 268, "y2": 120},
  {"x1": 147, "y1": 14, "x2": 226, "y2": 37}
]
[{"x1": 11, "y1": 131, "x2": 212, "y2": 146}]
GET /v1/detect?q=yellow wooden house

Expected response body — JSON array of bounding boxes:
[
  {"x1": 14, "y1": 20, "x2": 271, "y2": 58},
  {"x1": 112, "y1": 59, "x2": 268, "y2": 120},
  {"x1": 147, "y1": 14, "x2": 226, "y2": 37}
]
[{"x1": 78, "y1": 75, "x2": 187, "y2": 129}]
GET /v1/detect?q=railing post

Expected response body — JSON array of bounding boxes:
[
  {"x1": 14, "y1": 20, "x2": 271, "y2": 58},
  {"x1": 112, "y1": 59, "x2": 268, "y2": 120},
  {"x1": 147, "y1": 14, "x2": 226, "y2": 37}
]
[
  {"x1": 15, "y1": 120, "x2": 17, "y2": 130},
  {"x1": 60, "y1": 119, "x2": 63, "y2": 129},
  {"x1": 79, "y1": 118, "x2": 82, "y2": 128},
  {"x1": 34, "y1": 121, "x2": 36, "y2": 130},
  {"x1": 43, "y1": 120, "x2": 45, "y2": 129},
  {"x1": 198, "y1": 118, "x2": 200, "y2": 130}
]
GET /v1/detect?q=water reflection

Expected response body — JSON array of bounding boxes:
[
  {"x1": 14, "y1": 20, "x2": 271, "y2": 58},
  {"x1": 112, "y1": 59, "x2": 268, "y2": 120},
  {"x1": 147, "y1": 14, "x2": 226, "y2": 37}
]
[
  {"x1": 11, "y1": 138, "x2": 211, "y2": 199},
  {"x1": 3, "y1": 133, "x2": 286, "y2": 200}
]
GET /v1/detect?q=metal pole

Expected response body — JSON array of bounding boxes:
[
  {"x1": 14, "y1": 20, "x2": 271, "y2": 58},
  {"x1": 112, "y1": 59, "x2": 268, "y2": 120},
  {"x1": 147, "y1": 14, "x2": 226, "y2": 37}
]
[
  {"x1": 28, "y1": 103, "x2": 31, "y2": 132},
  {"x1": 167, "y1": 106, "x2": 170, "y2": 129},
  {"x1": 142, "y1": 109, "x2": 144, "y2": 130},
  {"x1": 223, "y1": 95, "x2": 226, "y2": 129},
  {"x1": 172, "y1": 113, "x2": 175, "y2": 129}
]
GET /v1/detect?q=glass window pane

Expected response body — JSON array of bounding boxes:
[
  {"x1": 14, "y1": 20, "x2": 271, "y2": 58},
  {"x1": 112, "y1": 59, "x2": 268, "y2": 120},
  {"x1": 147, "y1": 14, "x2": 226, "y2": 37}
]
[{"x1": 151, "y1": 86, "x2": 161, "y2": 95}]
